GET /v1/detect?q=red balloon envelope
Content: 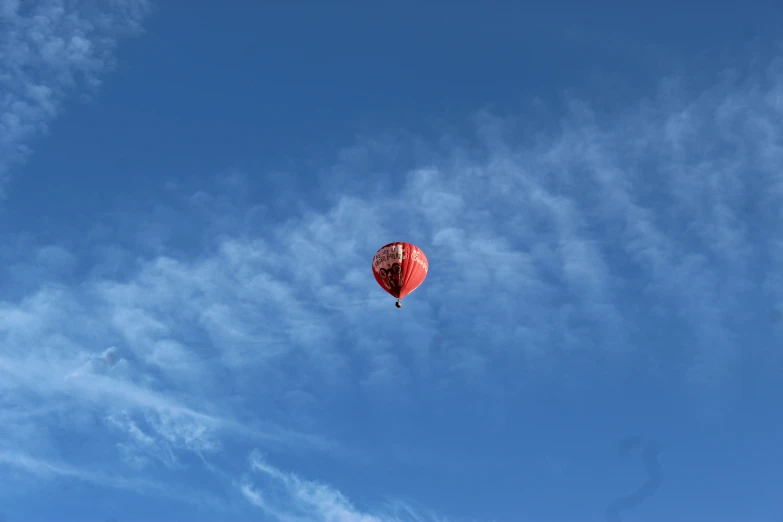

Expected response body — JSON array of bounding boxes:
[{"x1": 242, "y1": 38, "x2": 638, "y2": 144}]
[{"x1": 371, "y1": 242, "x2": 429, "y2": 307}]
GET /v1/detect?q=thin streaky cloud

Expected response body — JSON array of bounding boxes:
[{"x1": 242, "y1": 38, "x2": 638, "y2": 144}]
[
  {"x1": 0, "y1": 449, "x2": 230, "y2": 511},
  {"x1": 241, "y1": 451, "x2": 451, "y2": 522}
]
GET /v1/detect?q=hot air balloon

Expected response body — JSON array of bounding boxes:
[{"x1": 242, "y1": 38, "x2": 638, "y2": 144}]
[{"x1": 371, "y1": 242, "x2": 429, "y2": 307}]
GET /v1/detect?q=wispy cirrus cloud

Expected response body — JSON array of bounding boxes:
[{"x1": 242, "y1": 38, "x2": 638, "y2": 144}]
[
  {"x1": 1, "y1": 49, "x2": 783, "y2": 521},
  {"x1": 0, "y1": 449, "x2": 230, "y2": 512},
  {"x1": 241, "y1": 451, "x2": 449, "y2": 522},
  {"x1": 0, "y1": 0, "x2": 152, "y2": 194}
]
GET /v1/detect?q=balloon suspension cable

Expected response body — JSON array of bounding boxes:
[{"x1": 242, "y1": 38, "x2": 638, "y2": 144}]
[{"x1": 395, "y1": 299, "x2": 402, "y2": 308}]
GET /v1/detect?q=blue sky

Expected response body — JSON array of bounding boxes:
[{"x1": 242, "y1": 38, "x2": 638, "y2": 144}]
[{"x1": 1, "y1": 1, "x2": 783, "y2": 521}]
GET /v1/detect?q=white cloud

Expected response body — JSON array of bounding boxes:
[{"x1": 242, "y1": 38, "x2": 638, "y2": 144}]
[
  {"x1": 241, "y1": 451, "x2": 449, "y2": 522},
  {"x1": 0, "y1": 449, "x2": 230, "y2": 511},
  {"x1": 0, "y1": 0, "x2": 152, "y2": 194},
  {"x1": 0, "y1": 280, "x2": 338, "y2": 481}
]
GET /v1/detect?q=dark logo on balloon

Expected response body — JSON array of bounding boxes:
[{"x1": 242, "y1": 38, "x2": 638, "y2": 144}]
[
  {"x1": 378, "y1": 263, "x2": 403, "y2": 294},
  {"x1": 606, "y1": 435, "x2": 663, "y2": 521}
]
